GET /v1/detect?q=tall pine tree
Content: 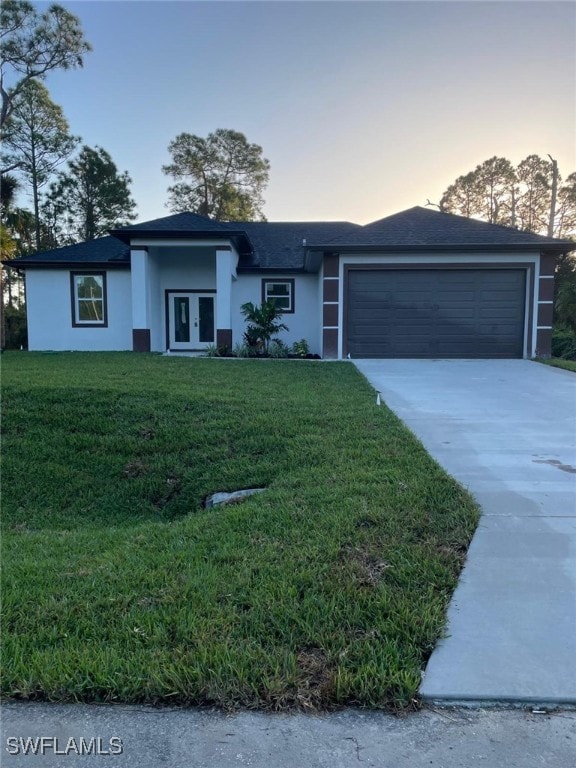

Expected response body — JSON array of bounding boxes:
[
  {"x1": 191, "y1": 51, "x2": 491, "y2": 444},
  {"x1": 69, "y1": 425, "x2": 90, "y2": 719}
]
[{"x1": 44, "y1": 145, "x2": 137, "y2": 243}]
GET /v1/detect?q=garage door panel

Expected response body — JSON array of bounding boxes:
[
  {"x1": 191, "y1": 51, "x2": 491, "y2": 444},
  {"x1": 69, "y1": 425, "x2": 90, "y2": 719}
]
[
  {"x1": 436, "y1": 308, "x2": 476, "y2": 320},
  {"x1": 395, "y1": 308, "x2": 434, "y2": 320},
  {"x1": 478, "y1": 322, "x2": 521, "y2": 334},
  {"x1": 347, "y1": 269, "x2": 526, "y2": 358},
  {"x1": 393, "y1": 325, "x2": 439, "y2": 335},
  {"x1": 395, "y1": 290, "x2": 434, "y2": 300},
  {"x1": 355, "y1": 292, "x2": 395, "y2": 303},
  {"x1": 437, "y1": 291, "x2": 476, "y2": 301},
  {"x1": 355, "y1": 310, "x2": 393, "y2": 320},
  {"x1": 480, "y1": 290, "x2": 522, "y2": 300},
  {"x1": 479, "y1": 308, "x2": 520, "y2": 319}
]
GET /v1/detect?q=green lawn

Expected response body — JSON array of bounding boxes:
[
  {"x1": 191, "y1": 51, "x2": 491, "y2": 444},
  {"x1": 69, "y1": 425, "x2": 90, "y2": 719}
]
[
  {"x1": 1, "y1": 353, "x2": 479, "y2": 710},
  {"x1": 537, "y1": 358, "x2": 576, "y2": 373}
]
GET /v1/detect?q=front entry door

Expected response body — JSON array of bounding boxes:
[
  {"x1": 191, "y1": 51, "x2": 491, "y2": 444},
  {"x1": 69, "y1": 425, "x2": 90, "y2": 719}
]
[{"x1": 167, "y1": 292, "x2": 215, "y2": 350}]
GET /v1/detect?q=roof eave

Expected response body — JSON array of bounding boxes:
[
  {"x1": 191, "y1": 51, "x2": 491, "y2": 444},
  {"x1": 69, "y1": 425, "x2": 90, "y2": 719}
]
[
  {"x1": 237, "y1": 266, "x2": 305, "y2": 275},
  {"x1": 110, "y1": 228, "x2": 247, "y2": 244},
  {"x1": 306, "y1": 243, "x2": 575, "y2": 254},
  {"x1": 8, "y1": 260, "x2": 130, "y2": 270}
]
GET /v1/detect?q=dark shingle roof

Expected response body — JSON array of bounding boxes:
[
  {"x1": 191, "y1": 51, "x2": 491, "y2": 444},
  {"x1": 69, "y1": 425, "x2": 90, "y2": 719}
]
[
  {"x1": 110, "y1": 211, "x2": 238, "y2": 238},
  {"x1": 312, "y1": 206, "x2": 575, "y2": 251},
  {"x1": 11, "y1": 216, "x2": 360, "y2": 271},
  {"x1": 12, "y1": 207, "x2": 573, "y2": 269},
  {"x1": 11, "y1": 236, "x2": 129, "y2": 267},
  {"x1": 229, "y1": 221, "x2": 360, "y2": 270},
  {"x1": 113, "y1": 214, "x2": 361, "y2": 269},
  {"x1": 112, "y1": 213, "x2": 358, "y2": 271}
]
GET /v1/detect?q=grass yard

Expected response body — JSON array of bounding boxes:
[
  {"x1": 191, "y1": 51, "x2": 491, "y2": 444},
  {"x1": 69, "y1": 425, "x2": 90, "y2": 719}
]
[
  {"x1": 537, "y1": 357, "x2": 576, "y2": 373},
  {"x1": 1, "y1": 353, "x2": 479, "y2": 710}
]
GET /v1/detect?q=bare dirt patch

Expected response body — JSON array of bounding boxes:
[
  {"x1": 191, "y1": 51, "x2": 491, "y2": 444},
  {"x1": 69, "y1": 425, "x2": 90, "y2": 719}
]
[
  {"x1": 340, "y1": 544, "x2": 392, "y2": 587},
  {"x1": 122, "y1": 460, "x2": 150, "y2": 478}
]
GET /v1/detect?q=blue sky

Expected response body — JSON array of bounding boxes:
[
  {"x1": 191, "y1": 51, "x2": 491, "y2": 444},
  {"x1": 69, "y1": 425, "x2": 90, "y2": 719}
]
[{"x1": 35, "y1": 1, "x2": 576, "y2": 224}]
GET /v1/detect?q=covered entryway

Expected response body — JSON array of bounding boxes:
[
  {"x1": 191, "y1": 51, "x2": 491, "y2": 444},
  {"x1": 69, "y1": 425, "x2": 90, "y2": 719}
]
[{"x1": 345, "y1": 268, "x2": 527, "y2": 358}]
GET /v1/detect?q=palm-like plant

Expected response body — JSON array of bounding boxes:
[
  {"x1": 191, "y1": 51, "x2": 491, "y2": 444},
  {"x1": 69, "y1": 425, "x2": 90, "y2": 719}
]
[{"x1": 240, "y1": 300, "x2": 288, "y2": 354}]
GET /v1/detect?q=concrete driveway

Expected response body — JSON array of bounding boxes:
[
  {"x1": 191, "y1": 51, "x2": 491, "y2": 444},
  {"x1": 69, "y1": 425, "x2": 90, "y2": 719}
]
[{"x1": 353, "y1": 359, "x2": 576, "y2": 705}]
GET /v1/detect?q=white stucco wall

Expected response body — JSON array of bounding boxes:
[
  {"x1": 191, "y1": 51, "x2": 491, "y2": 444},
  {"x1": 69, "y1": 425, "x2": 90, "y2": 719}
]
[
  {"x1": 25, "y1": 268, "x2": 132, "y2": 351},
  {"x1": 154, "y1": 248, "x2": 217, "y2": 293},
  {"x1": 231, "y1": 274, "x2": 320, "y2": 353},
  {"x1": 147, "y1": 251, "x2": 162, "y2": 352}
]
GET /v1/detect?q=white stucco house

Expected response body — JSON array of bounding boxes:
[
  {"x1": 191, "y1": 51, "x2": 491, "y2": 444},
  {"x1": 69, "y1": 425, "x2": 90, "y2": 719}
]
[{"x1": 12, "y1": 207, "x2": 574, "y2": 358}]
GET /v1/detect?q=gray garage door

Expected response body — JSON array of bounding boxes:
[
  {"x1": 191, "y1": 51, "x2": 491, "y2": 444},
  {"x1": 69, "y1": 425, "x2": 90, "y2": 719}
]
[{"x1": 346, "y1": 269, "x2": 526, "y2": 358}]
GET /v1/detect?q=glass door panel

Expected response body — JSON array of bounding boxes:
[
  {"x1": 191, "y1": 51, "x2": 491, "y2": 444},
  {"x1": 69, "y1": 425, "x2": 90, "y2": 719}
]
[
  {"x1": 168, "y1": 292, "x2": 215, "y2": 350},
  {"x1": 198, "y1": 296, "x2": 214, "y2": 343},
  {"x1": 174, "y1": 297, "x2": 190, "y2": 343}
]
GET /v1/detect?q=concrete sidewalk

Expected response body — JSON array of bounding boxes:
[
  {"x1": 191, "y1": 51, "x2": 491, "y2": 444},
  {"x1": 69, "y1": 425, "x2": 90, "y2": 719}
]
[
  {"x1": 353, "y1": 359, "x2": 576, "y2": 705},
  {"x1": 2, "y1": 702, "x2": 575, "y2": 768}
]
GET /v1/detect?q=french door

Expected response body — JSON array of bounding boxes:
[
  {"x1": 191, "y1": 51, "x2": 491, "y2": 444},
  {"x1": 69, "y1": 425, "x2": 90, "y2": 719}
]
[{"x1": 167, "y1": 292, "x2": 215, "y2": 350}]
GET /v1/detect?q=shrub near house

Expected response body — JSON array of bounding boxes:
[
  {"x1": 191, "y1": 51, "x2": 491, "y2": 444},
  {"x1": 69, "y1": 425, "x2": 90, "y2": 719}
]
[{"x1": 241, "y1": 300, "x2": 288, "y2": 355}]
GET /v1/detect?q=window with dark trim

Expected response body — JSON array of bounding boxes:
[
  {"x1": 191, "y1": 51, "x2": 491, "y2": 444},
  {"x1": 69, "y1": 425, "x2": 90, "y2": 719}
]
[
  {"x1": 261, "y1": 278, "x2": 295, "y2": 313},
  {"x1": 70, "y1": 272, "x2": 108, "y2": 327}
]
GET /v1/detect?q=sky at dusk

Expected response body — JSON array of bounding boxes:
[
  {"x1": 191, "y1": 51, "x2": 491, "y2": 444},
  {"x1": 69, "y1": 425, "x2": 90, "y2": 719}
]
[{"x1": 33, "y1": 1, "x2": 576, "y2": 225}]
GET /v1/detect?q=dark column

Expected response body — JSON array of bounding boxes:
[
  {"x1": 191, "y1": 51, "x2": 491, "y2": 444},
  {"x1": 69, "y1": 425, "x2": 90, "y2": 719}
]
[
  {"x1": 216, "y1": 329, "x2": 232, "y2": 349},
  {"x1": 132, "y1": 329, "x2": 151, "y2": 352}
]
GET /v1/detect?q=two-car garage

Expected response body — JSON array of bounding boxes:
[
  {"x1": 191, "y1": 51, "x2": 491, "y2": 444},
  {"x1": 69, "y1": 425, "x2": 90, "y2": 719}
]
[
  {"x1": 318, "y1": 207, "x2": 569, "y2": 360},
  {"x1": 345, "y1": 268, "x2": 527, "y2": 359}
]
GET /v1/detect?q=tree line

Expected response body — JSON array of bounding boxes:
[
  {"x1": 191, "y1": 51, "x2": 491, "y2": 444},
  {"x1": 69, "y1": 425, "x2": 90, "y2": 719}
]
[
  {"x1": 437, "y1": 155, "x2": 575, "y2": 239},
  {"x1": 1, "y1": 2, "x2": 136, "y2": 250},
  {"x1": 0, "y1": 1, "x2": 270, "y2": 347},
  {"x1": 434, "y1": 155, "x2": 576, "y2": 331},
  {"x1": 0, "y1": 2, "x2": 270, "y2": 264}
]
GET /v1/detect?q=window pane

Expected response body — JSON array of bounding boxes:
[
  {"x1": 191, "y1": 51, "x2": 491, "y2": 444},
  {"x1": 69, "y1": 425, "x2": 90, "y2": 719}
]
[
  {"x1": 78, "y1": 299, "x2": 103, "y2": 322},
  {"x1": 267, "y1": 283, "x2": 289, "y2": 297},
  {"x1": 270, "y1": 296, "x2": 290, "y2": 310},
  {"x1": 76, "y1": 275, "x2": 103, "y2": 299},
  {"x1": 265, "y1": 281, "x2": 292, "y2": 310}
]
